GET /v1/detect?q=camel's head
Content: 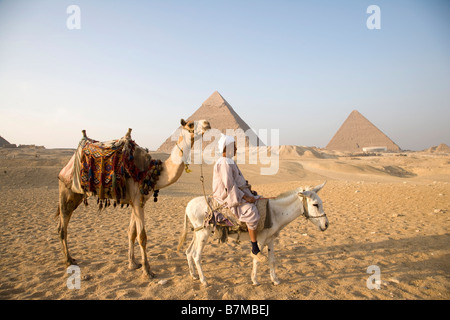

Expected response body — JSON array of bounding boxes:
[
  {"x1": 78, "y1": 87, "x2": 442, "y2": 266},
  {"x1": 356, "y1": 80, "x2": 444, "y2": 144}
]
[
  {"x1": 298, "y1": 182, "x2": 329, "y2": 232},
  {"x1": 180, "y1": 119, "x2": 211, "y2": 146}
]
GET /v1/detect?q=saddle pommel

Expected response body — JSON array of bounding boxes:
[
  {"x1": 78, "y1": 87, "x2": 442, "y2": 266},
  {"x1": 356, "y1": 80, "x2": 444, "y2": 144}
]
[{"x1": 125, "y1": 128, "x2": 132, "y2": 139}]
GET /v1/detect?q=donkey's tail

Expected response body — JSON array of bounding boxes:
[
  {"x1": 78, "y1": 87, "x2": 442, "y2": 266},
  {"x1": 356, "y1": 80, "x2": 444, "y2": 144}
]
[{"x1": 177, "y1": 209, "x2": 189, "y2": 252}]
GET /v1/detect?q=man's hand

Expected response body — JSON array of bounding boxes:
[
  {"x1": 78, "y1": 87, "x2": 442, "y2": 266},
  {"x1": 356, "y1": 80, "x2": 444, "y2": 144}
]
[{"x1": 243, "y1": 195, "x2": 256, "y2": 203}]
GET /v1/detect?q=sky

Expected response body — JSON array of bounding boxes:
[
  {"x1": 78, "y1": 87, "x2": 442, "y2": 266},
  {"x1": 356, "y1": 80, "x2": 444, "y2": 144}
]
[{"x1": 0, "y1": 0, "x2": 449, "y2": 151}]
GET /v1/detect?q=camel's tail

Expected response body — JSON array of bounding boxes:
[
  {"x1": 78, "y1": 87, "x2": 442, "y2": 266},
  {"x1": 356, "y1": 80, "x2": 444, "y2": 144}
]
[{"x1": 177, "y1": 209, "x2": 189, "y2": 252}]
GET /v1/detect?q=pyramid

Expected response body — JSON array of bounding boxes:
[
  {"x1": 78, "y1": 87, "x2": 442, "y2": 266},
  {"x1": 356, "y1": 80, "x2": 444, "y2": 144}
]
[
  {"x1": 157, "y1": 91, "x2": 263, "y2": 152},
  {"x1": 424, "y1": 143, "x2": 450, "y2": 154},
  {"x1": 326, "y1": 110, "x2": 400, "y2": 152},
  {"x1": 0, "y1": 135, "x2": 16, "y2": 148}
]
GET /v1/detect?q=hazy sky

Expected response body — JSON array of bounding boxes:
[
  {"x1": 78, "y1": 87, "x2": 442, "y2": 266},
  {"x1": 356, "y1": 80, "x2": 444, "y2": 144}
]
[{"x1": 0, "y1": 0, "x2": 449, "y2": 150}]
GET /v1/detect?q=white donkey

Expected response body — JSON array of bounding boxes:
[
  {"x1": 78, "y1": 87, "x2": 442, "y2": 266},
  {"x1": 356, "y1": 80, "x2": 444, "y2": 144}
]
[{"x1": 178, "y1": 182, "x2": 329, "y2": 286}]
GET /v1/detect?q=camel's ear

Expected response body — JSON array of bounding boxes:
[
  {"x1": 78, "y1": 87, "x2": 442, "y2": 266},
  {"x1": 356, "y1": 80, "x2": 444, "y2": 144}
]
[
  {"x1": 313, "y1": 181, "x2": 327, "y2": 193},
  {"x1": 180, "y1": 119, "x2": 187, "y2": 126}
]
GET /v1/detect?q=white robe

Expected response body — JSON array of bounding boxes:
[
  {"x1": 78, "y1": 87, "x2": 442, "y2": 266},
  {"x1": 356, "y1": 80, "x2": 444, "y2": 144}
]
[{"x1": 212, "y1": 157, "x2": 260, "y2": 230}]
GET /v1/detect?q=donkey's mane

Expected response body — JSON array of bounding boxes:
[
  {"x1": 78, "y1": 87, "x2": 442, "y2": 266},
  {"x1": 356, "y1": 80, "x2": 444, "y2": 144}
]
[{"x1": 275, "y1": 186, "x2": 309, "y2": 200}]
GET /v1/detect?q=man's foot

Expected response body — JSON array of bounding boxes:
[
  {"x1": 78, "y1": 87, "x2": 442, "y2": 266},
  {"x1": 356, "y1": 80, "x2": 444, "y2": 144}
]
[{"x1": 251, "y1": 251, "x2": 268, "y2": 263}]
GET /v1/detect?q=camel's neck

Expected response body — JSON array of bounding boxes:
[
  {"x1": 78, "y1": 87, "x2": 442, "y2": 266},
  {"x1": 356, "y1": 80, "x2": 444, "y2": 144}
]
[
  {"x1": 269, "y1": 193, "x2": 303, "y2": 228},
  {"x1": 154, "y1": 135, "x2": 188, "y2": 190}
]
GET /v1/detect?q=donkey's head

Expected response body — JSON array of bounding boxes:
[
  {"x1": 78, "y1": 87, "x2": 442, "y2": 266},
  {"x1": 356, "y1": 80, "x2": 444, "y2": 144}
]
[{"x1": 298, "y1": 182, "x2": 329, "y2": 232}]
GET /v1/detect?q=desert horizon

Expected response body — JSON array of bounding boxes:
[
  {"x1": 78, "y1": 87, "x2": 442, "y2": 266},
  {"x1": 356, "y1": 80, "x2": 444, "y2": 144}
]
[{"x1": 0, "y1": 143, "x2": 448, "y2": 300}]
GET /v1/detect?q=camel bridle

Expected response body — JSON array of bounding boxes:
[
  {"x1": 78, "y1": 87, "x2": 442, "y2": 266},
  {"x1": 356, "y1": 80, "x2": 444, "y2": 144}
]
[{"x1": 176, "y1": 125, "x2": 204, "y2": 173}]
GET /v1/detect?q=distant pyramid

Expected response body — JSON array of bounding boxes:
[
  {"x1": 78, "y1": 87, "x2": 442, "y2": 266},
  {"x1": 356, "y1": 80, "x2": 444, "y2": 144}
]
[
  {"x1": 326, "y1": 110, "x2": 400, "y2": 152},
  {"x1": 0, "y1": 135, "x2": 16, "y2": 148},
  {"x1": 157, "y1": 91, "x2": 263, "y2": 152},
  {"x1": 424, "y1": 143, "x2": 450, "y2": 154}
]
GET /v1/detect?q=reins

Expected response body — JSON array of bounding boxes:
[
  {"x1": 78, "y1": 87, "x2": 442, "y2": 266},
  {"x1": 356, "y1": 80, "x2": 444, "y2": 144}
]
[{"x1": 200, "y1": 159, "x2": 215, "y2": 224}]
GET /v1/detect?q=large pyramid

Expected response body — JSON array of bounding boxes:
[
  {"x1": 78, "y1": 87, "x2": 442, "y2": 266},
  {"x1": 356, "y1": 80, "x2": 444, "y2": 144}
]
[
  {"x1": 157, "y1": 91, "x2": 263, "y2": 152},
  {"x1": 326, "y1": 110, "x2": 400, "y2": 152}
]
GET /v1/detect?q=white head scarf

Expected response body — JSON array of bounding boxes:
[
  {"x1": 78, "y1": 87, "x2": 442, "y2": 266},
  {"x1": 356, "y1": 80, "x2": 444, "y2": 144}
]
[{"x1": 217, "y1": 134, "x2": 235, "y2": 153}]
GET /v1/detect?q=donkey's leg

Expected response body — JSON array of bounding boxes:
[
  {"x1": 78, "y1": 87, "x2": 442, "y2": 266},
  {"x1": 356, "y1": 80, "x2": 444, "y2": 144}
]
[
  {"x1": 251, "y1": 235, "x2": 269, "y2": 285},
  {"x1": 251, "y1": 258, "x2": 260, "y2": 285},
  {"x1": 57, "y1": 181, "x2": 83, "y2": 267},
  {"x1": 132, "y1": 203, "x2": 154, "y2": 279},
  {"x1": 127, "y1": 214, "x2": 142, "y2": 270},
  {"x1": 267, "y1": 240, "x2": 280, "y2": 285},
  {"x1": 186, "y1": 232, "x2": 198, "y2": 280},
  {"x1": 192, "y1": 228, "x2": 210, "y2": 286}
]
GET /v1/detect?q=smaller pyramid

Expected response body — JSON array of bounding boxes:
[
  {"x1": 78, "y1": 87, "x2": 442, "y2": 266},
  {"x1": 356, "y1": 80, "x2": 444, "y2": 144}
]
[
  {"x1": 157, "y1": 91, "x2": 263, "y2": 152},
  {"x1": 424, "y1": 143, "x2": 450, "y2": 154},
  {"x1": 0, "y1": 135, "x2": 16, "y2": 148},
  {"x1": 326, "y1": 110, "x2": 400, "y2": 152}
]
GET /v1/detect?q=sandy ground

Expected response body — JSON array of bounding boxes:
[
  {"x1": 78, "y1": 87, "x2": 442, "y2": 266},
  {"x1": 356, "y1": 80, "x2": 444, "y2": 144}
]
[{"x1": 0, "y1": 147, "x2": 448, "y2": 300}]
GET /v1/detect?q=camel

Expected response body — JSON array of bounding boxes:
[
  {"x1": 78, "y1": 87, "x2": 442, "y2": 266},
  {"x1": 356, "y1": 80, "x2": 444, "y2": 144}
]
[
  {"x1": 56, "y1": 119, "x2": 211, "y2": 279},
  {"x1": 177, "y1": 182, "x2": 329, "y2": 286}
]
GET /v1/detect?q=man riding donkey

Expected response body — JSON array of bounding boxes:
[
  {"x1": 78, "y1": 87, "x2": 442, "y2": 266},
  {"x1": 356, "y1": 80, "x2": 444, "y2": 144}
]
[{"x1": 212, "y1": 134, "x2": 268, "y2": 263}]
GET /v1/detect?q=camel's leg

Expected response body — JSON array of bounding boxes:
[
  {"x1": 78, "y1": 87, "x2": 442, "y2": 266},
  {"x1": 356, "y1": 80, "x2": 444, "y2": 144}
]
[
  {"x1": 57, "y1": 181, "x2": 83, "y2": 267},
  {"x1": 131, "y1": 203, "x2": 154, "y2": 279},
  {"x1": 127, "y1": 214, "x2": 142, "y2": 270},
  {"x1": 267, "y1": 240, "x2": 280, "y2": 285},
  {"x1": 191, "y1": 228, "x2": 210, "y2": 286}
]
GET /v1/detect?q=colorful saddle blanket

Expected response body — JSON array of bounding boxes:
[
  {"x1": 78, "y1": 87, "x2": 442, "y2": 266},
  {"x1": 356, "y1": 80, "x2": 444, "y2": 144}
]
[
  {"x1": 80, "y1": 140, "x2": 127, "y2": 200},
  {"x1": 79, "y1": 138, "x2": 162, "y2": 205}
]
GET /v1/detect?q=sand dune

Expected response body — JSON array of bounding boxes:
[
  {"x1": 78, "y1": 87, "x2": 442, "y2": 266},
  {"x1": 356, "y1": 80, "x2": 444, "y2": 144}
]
[
  {"x1": 0, "y1": 146, "x2": 449, "y2": 300},
  {"x1": 277, "y1": 145, "x2": 335, "y2": 159}
]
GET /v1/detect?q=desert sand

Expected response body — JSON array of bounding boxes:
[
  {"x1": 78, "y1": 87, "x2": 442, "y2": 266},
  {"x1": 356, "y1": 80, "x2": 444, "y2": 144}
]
[{"x1": 0, "y1": 146, "x2": 448, "y2": 300}]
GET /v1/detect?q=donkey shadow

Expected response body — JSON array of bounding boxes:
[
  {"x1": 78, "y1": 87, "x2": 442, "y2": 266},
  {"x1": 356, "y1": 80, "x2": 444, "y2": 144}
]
[{"x1": 278, "y1": 233, "x2": 449, "y2": 287}]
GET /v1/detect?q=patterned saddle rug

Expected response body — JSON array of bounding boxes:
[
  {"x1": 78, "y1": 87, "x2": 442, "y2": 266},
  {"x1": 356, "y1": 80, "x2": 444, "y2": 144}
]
[
  {"x1": 80, "y1": 140, "x2": 127, "y2": 201},
  {"x1": 58, "y1": 131, "x2": 162, "y2": 209}
]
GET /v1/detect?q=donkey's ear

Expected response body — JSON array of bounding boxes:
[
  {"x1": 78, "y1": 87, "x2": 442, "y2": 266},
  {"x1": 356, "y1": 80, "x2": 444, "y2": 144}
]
[
  {"x1": 313, "y1": 181, "x2": 327, "y2": 193},
  {"x1": 298, "y1": 190, "x2": 313, "y2": 198},
  {"x1": 180, "y1": 119, "x2": 187, "y2": 126}
]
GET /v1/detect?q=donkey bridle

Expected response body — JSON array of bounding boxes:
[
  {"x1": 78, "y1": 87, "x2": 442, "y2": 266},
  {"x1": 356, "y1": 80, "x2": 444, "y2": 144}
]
[{"x1": 301, "y1": 195, "x2": 327, "y2": 220}]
